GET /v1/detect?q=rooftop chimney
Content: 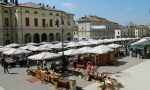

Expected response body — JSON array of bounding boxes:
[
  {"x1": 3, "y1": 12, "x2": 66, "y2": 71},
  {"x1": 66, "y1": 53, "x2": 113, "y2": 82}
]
[{"x1": 53, "y1": 6, "x2": 55, "y2": 9}]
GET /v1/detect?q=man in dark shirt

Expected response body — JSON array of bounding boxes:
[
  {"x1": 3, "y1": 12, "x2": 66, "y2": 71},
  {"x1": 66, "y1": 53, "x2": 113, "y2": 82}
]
[
  {"x1": 3, "y1": 59, "x2": 9, "y2": 74},
  {"x1": 1, "y1": 57, "x2": 5, "y2": 67}
]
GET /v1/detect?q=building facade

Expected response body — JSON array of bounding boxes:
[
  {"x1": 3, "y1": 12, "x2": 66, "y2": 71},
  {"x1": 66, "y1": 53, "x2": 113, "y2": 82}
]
[
  {"x1": 77, "y1": 15, "x2": 119, "y2": 40},
  {"x1": 0, "y1": 1, "x2": 75, "y2": 45},
  {"x1": 115, "y1": 25, "x2": 128, "y2": 38},
  {"x1": 127, "y1": 24, "x2": 150, "y2": 38}
]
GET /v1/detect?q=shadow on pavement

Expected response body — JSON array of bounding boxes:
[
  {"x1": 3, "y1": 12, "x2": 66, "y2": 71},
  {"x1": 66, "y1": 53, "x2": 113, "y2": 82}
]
[
  {"x1": 113, "y1": 61, "x2": 127, "y2": 67},
  {"x1": 76, "y1": 86, "x2": 84, "y2": 90},
  {"x1": 8, "y1": 72, "x2": 18, "y2": 74}
]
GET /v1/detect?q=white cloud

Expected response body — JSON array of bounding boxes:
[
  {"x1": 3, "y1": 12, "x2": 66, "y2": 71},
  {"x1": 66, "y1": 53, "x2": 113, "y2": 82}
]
[{"x1": 62, "y1": 2, "x2": 76, "y2": 9}]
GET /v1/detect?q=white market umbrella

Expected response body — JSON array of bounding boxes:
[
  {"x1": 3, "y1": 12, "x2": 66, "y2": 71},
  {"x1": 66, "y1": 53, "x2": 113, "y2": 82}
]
[
  {"x1": 107, "y1": 43, "x2": 122, "y2": 49},
  {"x1": 26, "y1": 42, "x2": 38, "y2": 46},
  {"x1": 27, "y1": 46, "x2": 49, "y2": 51},
  {"x1": 40, "y1": 42, "x2": 49, "y2": 45},
  {"x1": 88, "y1": 39, "x2": 100, "y2": 45},
  {"x1": 40, "y1": 43, "x2": 54, "y2": 48},
  {"x1": 67, "y1": 42, "x2": 82, "y2": 48},
  {"x1": 91, "y1": 45, "x2": 114, "y2": 54},
  {"x1": 59, "y1": 49, "x2": 81, "y2": 55},
  {"x1": 51, "y1": 44, "x2": 63, "y2": 49},
  {"x1": 131, "y1": 38, "x2": 148, "y2": 45},
  {"x1": 77, "y1": 47, "x2": 93, "y2": 54},
  {"x1": 5, "y1": 43, "x2": 20, "y2": 48},
  {"x1": 20, "y1": 45, "x2": 37, "y2": 50},
  {"x1": 78, "y1": 41, "x2": 92, "y2": 46},
  {"x1": 0, "y1": 47, "x2": 14, "y2": 52},
  {"x1": 28, "y1": 52, "x2": 61, "y2": 60},
  {"x1": 3, "y1": 48, "x2": 31, "y2": 55}
]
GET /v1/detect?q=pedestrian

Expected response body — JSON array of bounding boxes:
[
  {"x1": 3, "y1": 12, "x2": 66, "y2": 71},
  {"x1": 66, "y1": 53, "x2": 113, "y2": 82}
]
[
  {"x1": 37, "y1": 60, "x2": 40, "y2": 69},
  {"x1": 1, "y1": 57, "x2": 5, "y2": 67},
  {"x1": 27, "y1": 61, "x2": 30, "y2": 69},
  {"x1": 3, "y1": 59, "x2": 9, "y2": 74}
]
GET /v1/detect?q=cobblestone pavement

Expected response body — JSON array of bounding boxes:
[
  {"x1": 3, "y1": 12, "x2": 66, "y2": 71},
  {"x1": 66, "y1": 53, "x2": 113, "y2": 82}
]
[{"x1": 0, "y1": 56, "x2": 146, "y2": 90}]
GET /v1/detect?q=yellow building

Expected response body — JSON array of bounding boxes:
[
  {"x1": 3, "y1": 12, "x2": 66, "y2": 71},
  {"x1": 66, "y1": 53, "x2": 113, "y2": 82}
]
[
  {"x1": 77, "y1": 15, "x2": 119, "y2": 40},
  {"x1": 0, "y1": 2, "x2": 75, "y2": 45}
]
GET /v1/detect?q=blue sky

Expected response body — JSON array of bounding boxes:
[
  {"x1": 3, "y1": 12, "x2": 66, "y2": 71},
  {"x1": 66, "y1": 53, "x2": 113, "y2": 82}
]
[{"x1": 19, "y1": 0, "x2": 150, "y2": 25}]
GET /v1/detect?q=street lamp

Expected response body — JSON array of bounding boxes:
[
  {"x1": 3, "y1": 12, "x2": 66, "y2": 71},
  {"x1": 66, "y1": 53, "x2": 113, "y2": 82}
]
[{"x1": 60, "y1": 11, "x2": 66, "y2": 74}]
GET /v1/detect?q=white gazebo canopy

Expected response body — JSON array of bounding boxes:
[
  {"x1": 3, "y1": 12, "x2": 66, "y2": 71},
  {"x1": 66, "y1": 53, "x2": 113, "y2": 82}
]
[
  {"x1": 107, "y1": 43, "x2": 122, "y2": 49},
  {"x1": 67, "y1": 42, "x2": 82, "y2": 48},
  {"x1": 3, "y1": 48, "x2": 31, "y2": 55},
  {"x1": 59, "y1": 49, "x2": 81, "y2": 55},
  {"x1": 131, "y1": 38, "x2": 148, "y2": 45},
  {"x1": 51, "y1": 44, "x2": 63, "y2": 49},
  {"x1": 20, "y1": 45, "x2": 37, "y2": 50},
  {"x1": 78, "y1": 41, "x2": 92, "y2": 46},
  {"x1": 77, "y1": 47, "x2": 93, "y2": 54},
  {"x1": 26, "y1": 42, "x2": 38, "y2": 46},
  {"x1": 40, "y1": 43, "x2": 54, "y2": 48},
  {"x1": 28, "y1": 52, "x2": 61, "y2": 60},
  {"x1": 4, "y1": 43, "x2": 20, "y2": 48},
  {"x1": 0, "y1": 47, "x2": 14, "y2": 52},
  {"x1": 91, "y1": 45, "x2": 114, "y2": 54}
]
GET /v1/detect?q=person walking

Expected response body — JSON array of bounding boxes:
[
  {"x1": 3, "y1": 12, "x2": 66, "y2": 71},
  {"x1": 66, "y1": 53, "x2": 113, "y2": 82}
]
[
  {"x1": 1, "y1": 57, "x2": 5, "y2": 67},
  {"x1": 3, "y1": 59, "x2": 9, "y2": 74}
]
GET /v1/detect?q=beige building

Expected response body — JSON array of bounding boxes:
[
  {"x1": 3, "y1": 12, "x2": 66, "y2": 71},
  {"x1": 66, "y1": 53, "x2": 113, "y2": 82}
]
[
  {"x1": 115, "y1": 25, "x2": 128, "y2": 38},
  {"x1": 127, "y1": 24, "x2": 150, "y2": 38},
  {"x1": 77, "y1": 15, "x2": 119, "y2": 40},
  {"x1": 0, "y1": 2, "x2": 75, "y2": 45}
]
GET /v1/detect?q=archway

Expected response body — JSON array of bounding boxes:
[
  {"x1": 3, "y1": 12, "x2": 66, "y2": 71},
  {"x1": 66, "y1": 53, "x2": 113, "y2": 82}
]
[
  {"x1": 49, "y1": 33, "x2": 54, "y2": 42},
  {"x1": 41, "y1": 33, "x2": 47, "y2": 42},
  {"x1": 56, "y1": 33, "x2": 61, "y2": 41},
  {"x1": 24, "y1": 33, "x2": 32, "y2": 43},
  {"x1": 33, "y1": 33, "x2": 40, "y2": 43},
  {"x1": 66, "y1": 33, "x2": 72, "y2": 41}
]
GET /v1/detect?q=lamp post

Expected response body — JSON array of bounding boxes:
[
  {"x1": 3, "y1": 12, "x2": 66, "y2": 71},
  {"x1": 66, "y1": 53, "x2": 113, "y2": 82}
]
[{"x1": 60, "y1": 11, "x2": 66, "y2": 74}]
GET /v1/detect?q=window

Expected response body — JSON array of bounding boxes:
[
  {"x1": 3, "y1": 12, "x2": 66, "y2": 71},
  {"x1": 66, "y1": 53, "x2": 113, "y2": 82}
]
[
  {"x1": 25, "y1": 10, "x2": 29, "y2": 13},
  {"x1": 55, "y1": 20, "x2": 59, "y2": 27},
  {"x1": 49, "y1": 13, "x2": 53, "y2": 15},
  {"x1": 4, "y1": 10, "x2": 8, "y2": 13},
  {"x1": 34, "y1": 18, "x2": 38, "y2": 27},
  {"x1": 34, "y1": 11, "x2": 38, "y2": 14},
  {"x1": 42, "y1": 19, "x2": 46, "y2": 27},
  {"x1": 61, "y1": 20, "x2": 64, "y2": 25},
  {"x1": 67, "y1": 21, "x2": 70, "y2": 26},
  {"x1": 49, "y1": 19, "x2": 53, "y2": 27},
  {"x1": 56, "y1": 14, "x2": 59, "y2": 16},
  {"x1": 25, "y1": 18, "x2": 30, "y2": 26},
  {"x1": 6, "y1": 33, "x2": 9, "y2": 36},
  {"x1": 42, "y1": 13, "x2": 46, "y2": 17},
  {"x1": 4, "y1": 18, "x2": 9, "y2": 27}
]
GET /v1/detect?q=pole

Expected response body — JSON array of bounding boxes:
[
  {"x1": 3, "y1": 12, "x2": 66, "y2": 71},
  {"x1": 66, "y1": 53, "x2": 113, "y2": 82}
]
[{"x1": 61, "y1": 12, "x2": 65, "y2": 74}]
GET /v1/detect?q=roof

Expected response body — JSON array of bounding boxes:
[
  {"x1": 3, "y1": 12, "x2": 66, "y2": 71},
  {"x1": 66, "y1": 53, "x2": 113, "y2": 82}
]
[
  {"x1": 20, "y1": 2, "x2": 74, "y2": 15},
  {"x1": 20, "y1": 2, "x2": 60, "y2": 11},
  {"x1": 0, "y1": 2, "x2": 74, "y2": 15},
  {"x1": 77, "y1": 15, "x2": 118, "y2": 25}
]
